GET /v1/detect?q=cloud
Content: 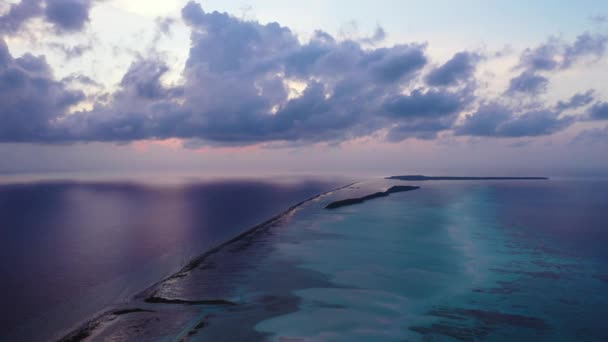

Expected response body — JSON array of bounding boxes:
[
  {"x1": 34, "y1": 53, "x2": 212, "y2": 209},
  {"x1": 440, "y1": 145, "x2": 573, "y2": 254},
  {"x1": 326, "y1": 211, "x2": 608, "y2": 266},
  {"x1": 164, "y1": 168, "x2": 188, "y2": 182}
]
[
  {"x1": 590, "y1": 15, "x2": 607, "y2": 24},
  {"x1": 382, "y1": 87, "x2": 473, "y2": 141},
  {"x1": 555, "y1": 90, "x2": 594, "y2": 111},
  {"x1": 383, "y1": 88, "x2": 469, "y2": 119},
  {"x1": 119, "y1": 59, "x2": 178, "y2": 100},
  {"x1": 588, "y1": 102, "x2": 608, "y2": 120},
  {"x1": 150, "y1": 16, "x2": 176, "y2": 45},
  {"x1": 175, "y1": 5, "x2": 432, "y2": 143},
  {"x1": 0, "y1": 39, "x2": 85, "y2": 142},
  {"x1": 155, "y1": 17, "x2": 176, "y2": 35},
  {"x1": 507, "y1": 71, "x2": 548, "y2": 94},
  {"x1": 44, "y1": 0, "x2": 93, "y2": 32},
  {"x1": 0, "y1": 0, "x2": 42, "y2": 34},
  {"x1": 0, "y1": 0, "x2": 95, "y2": 35},
  {"x1": 456, "y1": 103, "x2": 574, "y2": 137},
  {"x1": 359, "y1": 26, "x2": 386, "y2": 45},
  {"x1": 505, "y1": 32, "x2": 607, "y2": 97},
  {"x1": 518, "y1": 37, "x2": 562, "y2": 72},
  {"x1": 48, "y1": 41, "x2": 93, "y2": 59},
  {"x1": 425, "y1": 51, "x2": 481, "y2": 86},
  {"x1": 518, "y1": 32, "x2": 608, "y2": 72},
  {"x1": 61, "y1": 73, "x2": 102, "y2": 87},
  {"x1": 562, "y1": 32, "x2": 608, "y2": 68}
]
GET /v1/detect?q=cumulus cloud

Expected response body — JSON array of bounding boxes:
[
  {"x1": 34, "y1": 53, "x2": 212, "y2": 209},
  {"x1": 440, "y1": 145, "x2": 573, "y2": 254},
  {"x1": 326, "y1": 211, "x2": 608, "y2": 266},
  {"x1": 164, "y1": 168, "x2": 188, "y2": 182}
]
[{"x1": 425, "y1": 51, "x2": 481, "y2": 86}]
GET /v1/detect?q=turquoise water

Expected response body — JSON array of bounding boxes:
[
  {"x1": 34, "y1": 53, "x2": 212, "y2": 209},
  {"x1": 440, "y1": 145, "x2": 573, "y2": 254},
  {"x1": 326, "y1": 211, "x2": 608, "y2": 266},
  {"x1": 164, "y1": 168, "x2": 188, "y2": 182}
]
[
  {"x1": 60, "y1": 178, "x2": 608, "y2": 341},
  {"x1": 197, "y1": 179, "x2": 608, "y2": 341}
]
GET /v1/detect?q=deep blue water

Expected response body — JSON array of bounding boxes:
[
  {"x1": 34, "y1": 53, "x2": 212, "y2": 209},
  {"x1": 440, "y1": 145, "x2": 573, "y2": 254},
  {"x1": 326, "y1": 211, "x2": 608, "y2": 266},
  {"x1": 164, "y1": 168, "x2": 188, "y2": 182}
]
[{"x1": 0, "y1": 177, "x2": 343, "y2": 341}]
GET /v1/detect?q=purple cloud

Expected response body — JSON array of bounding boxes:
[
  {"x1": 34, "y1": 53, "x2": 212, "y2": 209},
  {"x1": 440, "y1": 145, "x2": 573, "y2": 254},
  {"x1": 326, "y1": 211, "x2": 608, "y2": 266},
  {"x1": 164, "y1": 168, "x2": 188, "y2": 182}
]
[{"x1": 0, "y1": 1, "x2": 603, "y2": 146}]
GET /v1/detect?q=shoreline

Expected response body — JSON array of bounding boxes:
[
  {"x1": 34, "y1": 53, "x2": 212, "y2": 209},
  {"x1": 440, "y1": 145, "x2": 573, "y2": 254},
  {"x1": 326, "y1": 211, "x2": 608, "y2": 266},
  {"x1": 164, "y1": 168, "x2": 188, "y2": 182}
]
[{"x1": 59, "y1": 181, "x2": 359, "y2": 342}]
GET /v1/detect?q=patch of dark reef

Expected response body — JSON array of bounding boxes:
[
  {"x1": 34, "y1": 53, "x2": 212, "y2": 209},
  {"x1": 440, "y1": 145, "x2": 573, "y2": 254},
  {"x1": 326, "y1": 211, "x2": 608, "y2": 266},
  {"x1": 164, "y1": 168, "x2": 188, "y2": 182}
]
[
  {"x1": 411, "y1": 307, "x2": 549, "y2": 340},
  {"x1": 489, "y1": 268, "x2": 562, "y2": 280},
  {"x1": 387, "y1": 175, "x2": 548, "y2": 181},
  {"x1": 181, "y1": 314, "x2": 215, "y2": 341},
  {"x1": 145, "y1": 296, "x2": 236, "y2": 306},
  {"x1": 112, "y1": 308, "x2": 155, "y2": 316},
  {"x1": 325, "y1": 185, "x2": 419, "y2": 209},
  {"x1": 59, "y1": 319, "x2": 102, "y2": 342},
  {"x1": 593, "y1": 274, "x2": 608, "y2": 284}
]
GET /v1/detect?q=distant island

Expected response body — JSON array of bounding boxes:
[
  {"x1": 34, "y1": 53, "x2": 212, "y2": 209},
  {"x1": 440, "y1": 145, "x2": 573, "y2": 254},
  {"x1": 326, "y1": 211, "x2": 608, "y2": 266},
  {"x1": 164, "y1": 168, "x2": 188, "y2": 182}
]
[
  {"x1": 325, "y1": 185, "x2": 420, "y2": 209},
  {"x1": 386, "y1": 175, "x2": 549, "y2": 181}
]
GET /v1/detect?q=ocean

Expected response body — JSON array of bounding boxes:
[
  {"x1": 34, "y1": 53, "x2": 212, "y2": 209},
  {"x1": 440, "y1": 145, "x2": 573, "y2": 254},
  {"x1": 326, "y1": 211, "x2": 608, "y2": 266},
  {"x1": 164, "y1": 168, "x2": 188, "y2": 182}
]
[
  {"x1": 2, "y1": 177, "x2": 608, "y2": 341},
  {"x1": 0, "y1": 176, "x2": 345, "y2": 341}
]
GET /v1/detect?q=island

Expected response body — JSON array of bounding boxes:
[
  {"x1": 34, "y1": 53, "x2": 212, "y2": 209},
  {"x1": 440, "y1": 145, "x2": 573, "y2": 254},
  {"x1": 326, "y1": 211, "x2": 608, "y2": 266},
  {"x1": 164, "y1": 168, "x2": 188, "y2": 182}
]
[
  {"x1": 386, "y1": 175, "x2": 548, "y2": 181},
  {"x1": 325, "y1": 185, "x2": 420, "y2": 209}
]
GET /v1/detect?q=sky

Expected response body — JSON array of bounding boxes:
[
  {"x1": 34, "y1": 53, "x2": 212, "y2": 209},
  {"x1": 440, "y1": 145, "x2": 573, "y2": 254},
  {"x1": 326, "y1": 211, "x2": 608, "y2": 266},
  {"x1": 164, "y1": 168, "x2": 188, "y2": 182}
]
[{"x1": 0, "y1": 0, "x2": 607, "y2": 177}]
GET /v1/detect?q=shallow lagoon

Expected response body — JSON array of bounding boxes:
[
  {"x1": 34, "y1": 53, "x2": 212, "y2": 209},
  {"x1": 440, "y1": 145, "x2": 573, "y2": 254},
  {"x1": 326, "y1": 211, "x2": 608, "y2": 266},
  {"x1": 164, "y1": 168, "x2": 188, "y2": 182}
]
[{"x1": 253, "y1": 179, "x2": 608, "y2": 341}]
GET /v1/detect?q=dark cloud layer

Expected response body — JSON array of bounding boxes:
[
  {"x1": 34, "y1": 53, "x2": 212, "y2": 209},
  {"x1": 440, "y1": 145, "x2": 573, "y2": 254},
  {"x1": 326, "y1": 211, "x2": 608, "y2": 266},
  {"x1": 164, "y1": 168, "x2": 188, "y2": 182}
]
[{"x1": 0, "y1": 1, "x2": 605, "y2": 146}]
